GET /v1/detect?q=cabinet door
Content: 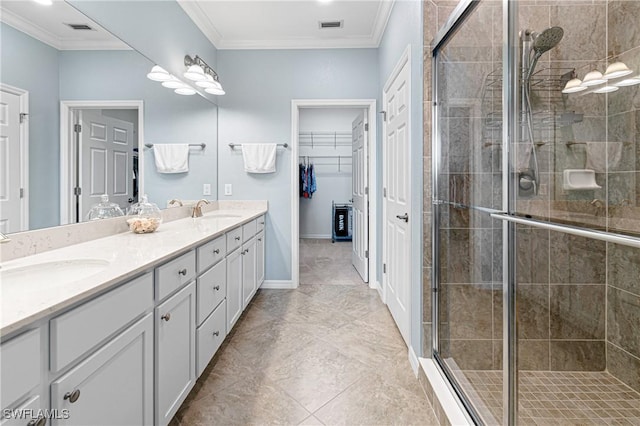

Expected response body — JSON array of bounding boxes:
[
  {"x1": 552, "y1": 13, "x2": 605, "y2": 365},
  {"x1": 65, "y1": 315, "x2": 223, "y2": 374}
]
[
  {"x1": 155, "y1": 282, "x2": 196, "y2": 426},
  {"x1": 256, "y1": 231, "x2": 265, "y2": 288},
  {"x1": 226, "y1": 248, "x2": 243, "y2": 331},
  {"x1": 242, "y1": 238, "x2": 256, "y2": 309},
  {"x1": 50, "y1": 314, "x2": 153, "y2": 426}
]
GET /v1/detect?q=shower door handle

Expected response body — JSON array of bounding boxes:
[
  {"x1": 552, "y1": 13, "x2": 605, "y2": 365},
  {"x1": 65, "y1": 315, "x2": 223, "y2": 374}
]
[{"x1": 396, "y1": 213, "x2": 409, "y2": 223}]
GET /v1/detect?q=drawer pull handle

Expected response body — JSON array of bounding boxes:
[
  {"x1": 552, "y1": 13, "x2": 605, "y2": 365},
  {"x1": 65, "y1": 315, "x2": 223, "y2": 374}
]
[
  {"x1": 260, "y1": 221, "x2": 265, "y2": 224},
  {"x1": 258, "y1": 238, "x2": 262, "y2": 242},
  {"x1": 64, "y1": 389, "x2": 81, "y2": 403},
  {"x1": 178, "y1": 268, "x2": 188, "y2": 276},
  {"x1": 213, "y1": 285, "x2": 220, "y2": 291},
  {"x1": 213, "y1": 331, "x2": 220, "y2": 337},
  {"x1": 235, "y1": 236, "x2": 241, "y2": 241},
  {"x1": 213, "y1": 249, "x2": 220, "y2": 254},
  {"x1": 28, "y1": 417, "x2": 46, "y2": 426},
  {"x1": 161, "y1": 313, "x2": 171, "y2": 322}
]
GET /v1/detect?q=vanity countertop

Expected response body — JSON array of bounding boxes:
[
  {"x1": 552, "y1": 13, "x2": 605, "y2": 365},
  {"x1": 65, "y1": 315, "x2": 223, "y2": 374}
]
[{"x1": 0, "y1": 207, "x2": 267, "y2": 337}]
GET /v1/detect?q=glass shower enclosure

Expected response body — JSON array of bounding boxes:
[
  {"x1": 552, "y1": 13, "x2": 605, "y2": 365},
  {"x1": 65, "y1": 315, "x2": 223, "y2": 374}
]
[{"x1": 431, "y1": 0, "x2": 640, "y2": 424}]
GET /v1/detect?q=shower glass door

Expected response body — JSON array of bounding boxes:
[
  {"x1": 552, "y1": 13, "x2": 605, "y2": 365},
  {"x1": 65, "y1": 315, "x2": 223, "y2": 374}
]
[{"x1": 433, "y1": 1, "x2": 504, "y2": 423}]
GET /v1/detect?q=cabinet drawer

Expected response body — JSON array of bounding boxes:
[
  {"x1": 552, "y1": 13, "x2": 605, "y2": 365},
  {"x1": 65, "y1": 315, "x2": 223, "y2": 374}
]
[
  {"x1": 155, "y1": 250, "x2": 196, "y2": 301},
  {"x1": 196, "y1": 261, "x2": 226, "y2": 325},
  {"x1": 242, "y1": 220, "x2": 257, "y2": 242},
  {"x1": 256, "y1": 215, "x2": 265, "y2": 232},
  {"x1": 196, "y1": 301, "x2": 226, "y2": 377},
  {"x1": 50, "y1": 272, "x2": 153, "y2": 372},
  {"x1": 0, "y1": 395, "x2": 42, "y2": 426},
  {"x1": 197, "y1": 235, "x2": 226, "y2": 273},
  {"x1": 51, "y1": 314, "x2": 153, "y2": 426},
  {"x1": 0, "y1": 329, "x2": 40, "y2": 410},
  {"x1": 226, "y1": 227, "x2": 243, "y2": 253}
]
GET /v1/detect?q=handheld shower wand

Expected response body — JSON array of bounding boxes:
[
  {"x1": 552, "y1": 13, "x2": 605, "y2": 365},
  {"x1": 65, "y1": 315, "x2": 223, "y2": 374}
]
[{"x1": 519, "y1": 27, "x2": 564, "y2": 195}]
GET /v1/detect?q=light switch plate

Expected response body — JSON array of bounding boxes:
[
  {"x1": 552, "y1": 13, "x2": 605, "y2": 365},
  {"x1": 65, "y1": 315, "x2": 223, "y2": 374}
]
[
  {"x1": 203, "y1": 183, "x2": 211, "y2": 196},
  {"x1": 224, "y1": 184, "x2": 232, "y2": 196}
]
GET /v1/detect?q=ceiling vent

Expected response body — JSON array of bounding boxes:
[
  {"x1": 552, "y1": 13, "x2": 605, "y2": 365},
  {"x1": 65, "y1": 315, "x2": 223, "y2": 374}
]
[
  {"x1": 65, "y1": 23, "x2": 94, "y2": 31},
  {"x1": 319, "y1": 20, "x2": 343, "y2": 29}
]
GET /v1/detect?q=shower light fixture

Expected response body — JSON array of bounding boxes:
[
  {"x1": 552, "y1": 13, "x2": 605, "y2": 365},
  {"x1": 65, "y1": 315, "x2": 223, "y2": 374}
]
[
  {"x1": 562, "y1": 78, "x2": 588, "y2": 94},
  {"x1": 184, "y1": 55, "x2": 225, "y2": 95},
  {"x1": 581, "y1": 70, "x2": 606, "y2": 87},
  {"x1": 603, "y1": 61, "x2": 633, "y2": 80},
  {"x1": 147, "y1": 65, "x2": 171, "y2": 81},
  {"x1": 593, "y1": 85, "x2": 619, "y2": 94}
]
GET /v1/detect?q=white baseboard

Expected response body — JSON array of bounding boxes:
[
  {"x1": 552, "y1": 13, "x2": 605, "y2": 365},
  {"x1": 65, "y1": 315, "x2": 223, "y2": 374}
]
[
  {"x1": 419, "y1": 358, "x2": 473, "y2": 425},
  {"x1": 261, "y1": 280, "x2": 295, "y2": 289},
  {"x1": 408, "y1": 346, "x2": 419, "y2": 376},
  {"x1": 300, "y1": 234, "x2": 332, "y2": 239},
  {"x1": 374, "y1": 280, "x2": 383, "y2": 300}
]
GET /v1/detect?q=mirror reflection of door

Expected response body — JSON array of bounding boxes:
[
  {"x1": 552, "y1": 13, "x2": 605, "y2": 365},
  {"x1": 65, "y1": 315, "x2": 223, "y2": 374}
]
[{"x1": 72, "y1": 108, "x2": 138, "y2": 222}]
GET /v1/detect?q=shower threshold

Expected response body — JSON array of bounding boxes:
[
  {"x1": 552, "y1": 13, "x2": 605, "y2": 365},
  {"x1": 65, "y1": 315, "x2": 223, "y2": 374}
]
[{"x1": 456, "y1": 369, "x2": 640, "y2": 425}]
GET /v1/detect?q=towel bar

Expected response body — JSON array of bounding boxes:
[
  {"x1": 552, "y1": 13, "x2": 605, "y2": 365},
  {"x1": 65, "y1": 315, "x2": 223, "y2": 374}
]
[
  {"x1": 229, "y1": 143, "x2": 288, "y2": 149},
  {"x1": 145, "y1": 143, "x2": 206, "y2": 149}
]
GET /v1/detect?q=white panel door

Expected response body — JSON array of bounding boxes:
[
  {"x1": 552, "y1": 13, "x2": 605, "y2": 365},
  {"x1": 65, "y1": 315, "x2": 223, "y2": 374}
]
[
  {"x1": 79, "y1": 110, "x2": 134, "y2": 220},
  {"x1": 0, "y1": 89, "x2": 23, "y2": 233},
  {"x1": 351, "y1": 111, "x2": 369, "y2": 282},
  {"x1": 383, "y1": 56, "x2": 411, "y2": 345}
]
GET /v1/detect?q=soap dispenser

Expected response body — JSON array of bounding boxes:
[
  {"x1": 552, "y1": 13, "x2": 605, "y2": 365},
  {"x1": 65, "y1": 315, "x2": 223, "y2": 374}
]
[
  {"x1": 86, "y1": 194, "x2": 125, "y2": 221},
  {"x1": 126, "y1": 194, "x2": 162, "y2": 233}
]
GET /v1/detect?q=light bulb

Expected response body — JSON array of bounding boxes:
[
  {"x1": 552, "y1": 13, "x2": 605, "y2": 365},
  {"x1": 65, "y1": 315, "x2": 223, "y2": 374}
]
[
  {"x1": 184, "y1": 65, "x2": 206, "y2": 81},
  {"x1": 161, "y1": 77, "x2": 187, "y2": 89},
  {"x1": 195, "y1": 74, "x2": 216, "y2": 88},
  {"x1": 603, "y1": 62, "x2": 633, "y2": 80},
  {"x1": 562, "y1": 78, "x2": 587, "y2": 94},
  {"x1": 581, "y1": 70, "x2": 606, "y2": 87},
  {"x1": 175, "y1": 87, "x2": 196, "y2": 95},
  {"x1": 147, "y1": 65, "x2": 171, "y2": 81}
]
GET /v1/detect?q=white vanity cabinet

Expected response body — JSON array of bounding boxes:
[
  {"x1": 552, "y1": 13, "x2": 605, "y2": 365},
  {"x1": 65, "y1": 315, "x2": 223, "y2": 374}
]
[
  {"x1": 0, "y1": 395, "x2": 44, "y2": 426},
  {"x1": 242, "y1": 237, "x2": 257, "y2": 309},
  {"x1": 0, "y1": 329, "x2": 41, "y2": 422},
  {"x1": 226, "y1": 247, "x2": 243, "y2": 331},
  {"x1": 50, "y1": 314, "x2": 153, "y2": 426},
  {"x1": 155, "y1": 282, "x2": 196, "y2": 426},
  {"x1": 256, "y1": 231, "x2": 265, "y2": 288}
]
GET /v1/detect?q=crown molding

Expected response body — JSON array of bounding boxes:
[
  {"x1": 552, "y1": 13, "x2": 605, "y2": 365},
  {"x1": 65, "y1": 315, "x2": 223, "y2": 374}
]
[
  {"x1": 177, "y1": 0, "x2": 222, "y2": 47},
  {"x1": 178, "y1": 0, "x2": 395, "y2": 50},
  {"x1": 0, "y1": 6, "x2": 129, "y2": 50}
]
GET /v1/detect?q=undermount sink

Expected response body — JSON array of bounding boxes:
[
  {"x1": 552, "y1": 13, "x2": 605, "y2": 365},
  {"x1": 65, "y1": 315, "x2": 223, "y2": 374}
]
[{"x1": 0, "y1": 259, "x2": 110, "y2": 287}]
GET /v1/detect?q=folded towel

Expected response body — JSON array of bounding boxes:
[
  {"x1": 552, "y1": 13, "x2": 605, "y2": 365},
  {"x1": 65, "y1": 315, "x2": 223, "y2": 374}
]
[
  {"x1": 585, "y1": 141, "x2": 623, "y2": 173},
  {"x1": 242, "y1": 144, "x2": 277, "y2": 173},
  {"x1": 153, "y1": 144, "x2": 189, "y2": 174}
]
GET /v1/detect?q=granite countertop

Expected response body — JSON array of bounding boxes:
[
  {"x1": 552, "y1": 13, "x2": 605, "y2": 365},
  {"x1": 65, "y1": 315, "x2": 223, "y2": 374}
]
[{"x1": 0, "y1": 207, "x2": 267, "y2": 337}]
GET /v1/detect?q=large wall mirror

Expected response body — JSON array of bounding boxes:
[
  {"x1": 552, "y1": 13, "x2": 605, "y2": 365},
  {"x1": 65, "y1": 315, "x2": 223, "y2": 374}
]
[{"x1": 0, "y1": 0, "x2": 218, "y2": 233}]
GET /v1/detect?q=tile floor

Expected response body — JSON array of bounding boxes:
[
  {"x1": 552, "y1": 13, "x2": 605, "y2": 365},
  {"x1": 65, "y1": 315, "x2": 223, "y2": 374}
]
[
  {"x1": 461, "y1": 370, "x2": 640, "y2": 426},
  {"x1": 172, "y1": 239, "x2": 438, "y2": 425}
]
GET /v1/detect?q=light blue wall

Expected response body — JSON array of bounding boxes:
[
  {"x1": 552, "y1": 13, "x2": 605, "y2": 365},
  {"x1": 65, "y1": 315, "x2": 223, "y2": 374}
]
[
  {"x1": 217, "y1": 49, "x2": 379, "y2": 281},
  {"x1": 68, "y1": 0, "x2": 219, "y2": 105},
  {"x1": 59, "y1": 50, "x2": 218, "y2": 207},
  {"x1": 377, "y1": 0, "x2": 425, "y2": 355},
  {"x1": 0, "y1": 23, "x2": 60, "y2": 230}
]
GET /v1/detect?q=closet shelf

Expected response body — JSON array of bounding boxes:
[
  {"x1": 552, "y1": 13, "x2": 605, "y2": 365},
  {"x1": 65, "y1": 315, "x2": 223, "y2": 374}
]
[{"x1": 299, "y1": 131, "x2": 352, "y2": 148}]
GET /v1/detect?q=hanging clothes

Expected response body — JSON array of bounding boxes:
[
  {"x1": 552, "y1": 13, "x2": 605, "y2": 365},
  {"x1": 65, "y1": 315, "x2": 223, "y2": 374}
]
[
  {"x1": 299, "y1": 159, "x2": 317, "y2": 198},
  {"x1": 308, "y1": 163, "x2": 317, "y2": 197}
]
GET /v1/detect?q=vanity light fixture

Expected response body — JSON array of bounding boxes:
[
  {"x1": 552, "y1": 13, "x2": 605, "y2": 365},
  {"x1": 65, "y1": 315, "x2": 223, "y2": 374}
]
[
  {"x1": 581, "y1": 70, "x2": 606, "y2": 87},
  {"x1": 614, "y1": 75, "x2": 640, "y2": 87},
  {"x1": 562, "y1": 78, "x2": 588, "y2": 94},
  {"x1": 161, "y1": 76, "x2": 188, "y2": 89},
  {"x1": 147, "y1": 65, "x2": 171, "y2": 81},
  {"x1": 175, "y1": 87, "x2": 197, "y2": 96},
  {"x1": 603, "y1": 61, "x2": 633, "y2": 80},
  {"x1": 593, "y1": 85, "x2": 619, "y2": 93},
  {"x1": 184, "y1": 55, "x2": 225, "y2": 95}
]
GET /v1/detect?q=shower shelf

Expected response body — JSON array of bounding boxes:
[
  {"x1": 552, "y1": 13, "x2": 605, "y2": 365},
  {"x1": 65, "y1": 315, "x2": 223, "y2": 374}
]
[{"x1": 481, "y1": 65, "x2": 577, "y2": 138}]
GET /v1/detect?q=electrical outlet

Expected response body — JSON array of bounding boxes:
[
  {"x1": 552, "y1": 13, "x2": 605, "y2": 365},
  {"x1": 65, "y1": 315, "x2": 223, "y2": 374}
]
[
  {"x1": 224, "y1": 184, "x2": 232, "y2": 196},
  {"x1": 203, "y1": 183, "x2": 211, "y2": 196}
]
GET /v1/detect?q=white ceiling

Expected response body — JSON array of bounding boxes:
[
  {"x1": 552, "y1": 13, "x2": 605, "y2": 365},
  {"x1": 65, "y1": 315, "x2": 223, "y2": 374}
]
[
  {"x1": 177, "y1": 0, "x2": 395, "y2": 50},
  {"x1": 0, "y1": 0, "x2": 128, "y2": 50}
]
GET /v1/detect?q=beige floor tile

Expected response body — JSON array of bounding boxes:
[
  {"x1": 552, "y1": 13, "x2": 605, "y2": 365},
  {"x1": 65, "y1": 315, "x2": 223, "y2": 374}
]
[{"x1": 298, "y1": 415, "x2": 325, "y2": 425}]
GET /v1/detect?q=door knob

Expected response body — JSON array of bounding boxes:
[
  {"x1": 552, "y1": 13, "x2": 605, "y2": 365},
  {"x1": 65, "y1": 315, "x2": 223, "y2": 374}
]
[
  {"x1": 128, "y1": 198, "x2": 134, "y2": 203},
  {"x1": 64, "y1": 389, "x2": 81, "y2": 403},
  {"x1": 28, "y1": 416, "x2": 46, "y2": 426},
  {"x1": 161, "y1": 313, "x2": 171, "y2": 321},
  {"x1": 396, "y1": 213, "x2": 409, "y2": 222}
]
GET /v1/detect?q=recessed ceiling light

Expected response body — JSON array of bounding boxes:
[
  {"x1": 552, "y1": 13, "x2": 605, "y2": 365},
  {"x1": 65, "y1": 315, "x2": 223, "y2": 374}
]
[{"x1": 32, "y1": 0, "x2": 53, "y2": 5}]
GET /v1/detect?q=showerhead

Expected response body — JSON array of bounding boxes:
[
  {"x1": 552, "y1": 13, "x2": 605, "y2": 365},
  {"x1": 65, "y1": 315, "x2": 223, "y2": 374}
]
[{"x1": 531, "y1": 26, "x2": 564, "y2": 55}]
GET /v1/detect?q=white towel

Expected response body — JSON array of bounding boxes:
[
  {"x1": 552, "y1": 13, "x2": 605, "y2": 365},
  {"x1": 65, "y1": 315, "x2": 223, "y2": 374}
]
[
  {"x1": 241, "y1": 144, "x2": 277, "y2": 173},
  {"x1": 153, "y1": 144, "x2": 189, "y2": 173},
  {"x1": 585, "y1": 141, "x2": 623, "y2": 173}
]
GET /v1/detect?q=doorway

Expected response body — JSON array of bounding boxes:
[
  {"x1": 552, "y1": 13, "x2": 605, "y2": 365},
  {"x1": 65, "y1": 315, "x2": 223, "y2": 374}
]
[
  {"x1": 60, "y1": 101, "x2": 143, "y2": 224},
  {"x1": 291, "y1": 100, "x2": 377, "y2": 290}
]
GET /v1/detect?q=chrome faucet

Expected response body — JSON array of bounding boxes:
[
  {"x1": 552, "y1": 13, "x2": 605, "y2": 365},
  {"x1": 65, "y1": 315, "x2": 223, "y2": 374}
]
[
  {"x1": 590, "y1": 198, "x2": 605, "y2": 216},
  {"x1": 168, "y1": 199, "x2": 183, "y2": 207},
  {"x1": 192, "y1": 199, "x2": 210, "y2": 218},
  {"x1": 0, "y1": 231, "x2": 10, "y2": 243}
]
